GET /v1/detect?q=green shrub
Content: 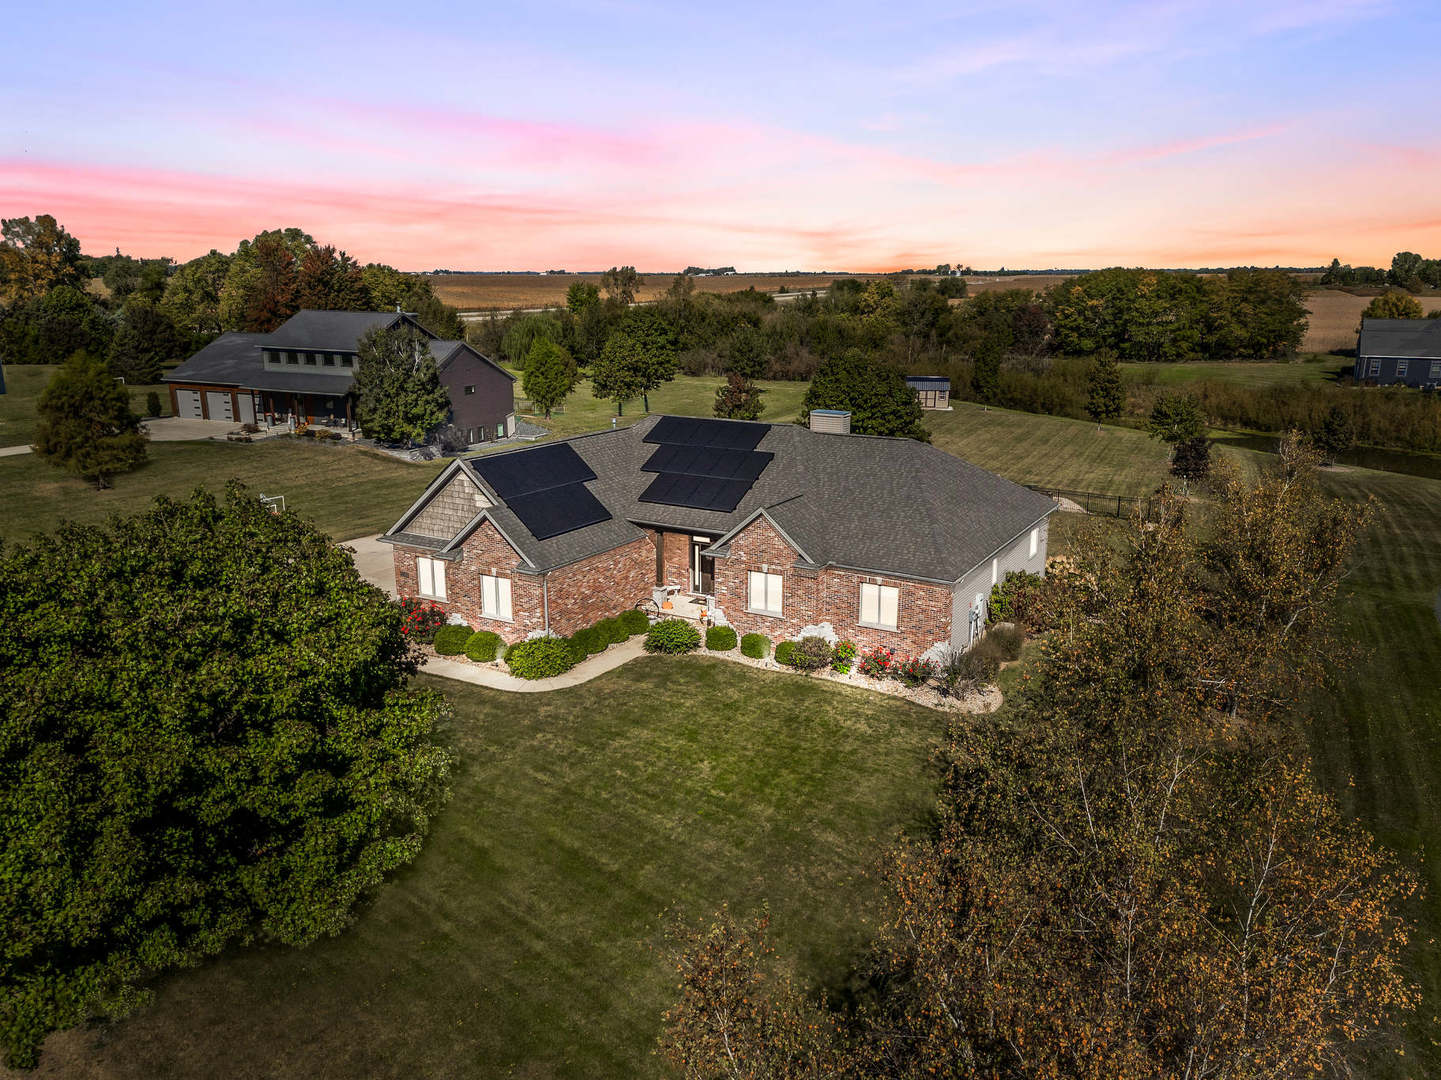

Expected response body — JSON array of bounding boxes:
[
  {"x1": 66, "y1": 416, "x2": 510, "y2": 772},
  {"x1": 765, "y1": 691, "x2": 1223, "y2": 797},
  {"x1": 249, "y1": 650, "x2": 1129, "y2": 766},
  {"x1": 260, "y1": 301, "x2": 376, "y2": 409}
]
[
  {"x1": 570, "y1": 626, "x2": 607, "y2": 656},
  {"x1": 937, "y1": 646, "x2": 999, "y2": 696},
  {"x1": 504, "y1": 636, "x2": 578, "y2": 679},
  {"x1": 618, "y1": 608, "x2": 651, "y2": 636},
  {"x1": 774, "y1": 640, "x2": 797, "y2": 666},
  {"x1": 398, "y1": 596, "x2": 446, "y2": 644},
  {"x1": 831, "y1": 640, "x2": 857, "y2": 673},
  {"x1": 644, "y1": 618, "x2": 701, "y2": 654},
  {"x1": 433, "y1": 624, "x2": 472, "y2": 655},
  {"x1": 145, "y1": 390, "x2": 162, "y2": 417},
  {"x1": 988, "y1": 624, "x2": 1025, "y2": 661},
  {"x1": 595, "y1": 616, "x2": 627, "y2": 645},
  {"x1": 463, "y1": 629, "x2": 503, "y2": 663},
  {"x1": 895, "y1": 655, "x2": 936, "y2": 687},
  {"x1": 789, "y1": 635, "x2": 833, "y2": 673},
  {"x1": 989, "y1": 570, "x2": 1044, "y2": 626},
  {"x1": 705, "y1": 625, "x2": 738, "y2": 651},
  {"x1": 740, "y1": 632, "x2": 770, "y2": 659}
]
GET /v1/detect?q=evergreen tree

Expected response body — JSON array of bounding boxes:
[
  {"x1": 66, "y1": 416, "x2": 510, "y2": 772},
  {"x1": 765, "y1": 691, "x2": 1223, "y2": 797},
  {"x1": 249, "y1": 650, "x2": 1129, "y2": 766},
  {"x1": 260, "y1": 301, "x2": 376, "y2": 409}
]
[
  {"x1": 353, "y1": 326, "x2": 451, "y2": 444},
  {"x1": 972, "y1": 338, "x2": 1001, "y2": 404},
  {"x1": 1171, "y1": 435, "x2": 1211, "y2": 482},
  {"x1": 1147, "y1": 392, "x2": 1206, "y2": 444},
  {"x1": 713, "y1": 372, "x2": 765, "y2": 420},
  {"x1": 0, "y1": 485, "x2": 451, "y2": 1068},
  {"x1": 521, "y1": 339, "x2": 577, "y2": 418},
  {"x1": 34, "y1": 351, "x2": 148, "y2": 489},
  {"x1": 1312, "y1": 405, "x2": 1355, "y2": 463},
  {"x1": 108, "y1": 301, "x2": 188, "y2": 384},
  {"x1": 1084, "y1": 349, "x2": 1124, "y2": 425}
]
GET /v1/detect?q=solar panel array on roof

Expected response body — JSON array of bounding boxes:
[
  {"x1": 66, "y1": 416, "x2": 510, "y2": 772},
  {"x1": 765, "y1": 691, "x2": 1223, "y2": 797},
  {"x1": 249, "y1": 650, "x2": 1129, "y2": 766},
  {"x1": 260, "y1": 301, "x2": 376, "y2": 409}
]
[
  {"x1": 470, "y1": 443, "x2": 611, "y2": 540},
  {"x1": 643, "y1": 416, "x2": 769, "y2": 451},
  {"x1": 639, "y1": 417, "x2": 772, "y2": 514}
]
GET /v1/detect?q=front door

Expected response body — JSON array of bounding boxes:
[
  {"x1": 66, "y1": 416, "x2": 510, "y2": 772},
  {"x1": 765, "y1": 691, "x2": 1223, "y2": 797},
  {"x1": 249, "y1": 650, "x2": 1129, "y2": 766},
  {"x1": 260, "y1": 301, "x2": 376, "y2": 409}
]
[{"x1": 690, "y1": 536, "x2": 715, "y2": 594}]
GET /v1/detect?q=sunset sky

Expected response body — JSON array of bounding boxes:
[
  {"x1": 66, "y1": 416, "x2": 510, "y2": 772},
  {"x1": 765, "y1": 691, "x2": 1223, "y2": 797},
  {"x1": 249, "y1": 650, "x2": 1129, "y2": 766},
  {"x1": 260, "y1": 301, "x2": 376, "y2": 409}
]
[{"x1": 3, "y1": 0, "x2": 1439, "y2": 271}]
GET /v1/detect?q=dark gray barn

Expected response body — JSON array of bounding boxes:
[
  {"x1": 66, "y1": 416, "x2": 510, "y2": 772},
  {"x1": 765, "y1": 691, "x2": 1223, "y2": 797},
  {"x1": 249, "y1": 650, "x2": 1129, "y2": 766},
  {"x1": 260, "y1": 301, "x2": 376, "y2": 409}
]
[{"x1": 1354, "y1": 318, "x2": 1441, "y2": 387}]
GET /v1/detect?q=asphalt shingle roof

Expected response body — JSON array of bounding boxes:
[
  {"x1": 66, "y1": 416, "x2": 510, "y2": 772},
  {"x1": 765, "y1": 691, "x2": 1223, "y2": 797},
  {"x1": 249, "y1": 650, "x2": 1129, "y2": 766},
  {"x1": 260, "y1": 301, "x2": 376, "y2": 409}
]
[
  {"x1": 1357, "y1": 318, "x2": 1441, "y2": 359},
  {"x1": 391, "y1": 416, "x2": 1055, "y2": 584},
  {"x1": 162, "y1": 332, "x2": 268, "y2": 387},
  {"x1": 267, "y1": 310, "x2": 409, "y2": 349}
]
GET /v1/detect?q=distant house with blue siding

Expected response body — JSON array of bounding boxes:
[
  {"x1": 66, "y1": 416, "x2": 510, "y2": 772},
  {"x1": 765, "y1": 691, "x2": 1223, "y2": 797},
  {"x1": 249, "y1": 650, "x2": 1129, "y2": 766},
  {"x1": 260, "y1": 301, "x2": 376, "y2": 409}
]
[{"x1": 1354, "y1": 318, "x2": 1441, "y2": 387}]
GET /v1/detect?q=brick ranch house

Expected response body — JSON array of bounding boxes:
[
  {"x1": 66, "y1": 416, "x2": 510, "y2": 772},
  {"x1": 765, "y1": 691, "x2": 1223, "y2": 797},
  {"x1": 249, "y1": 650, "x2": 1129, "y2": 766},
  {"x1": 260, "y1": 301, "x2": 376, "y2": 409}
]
[
  {"x1": 164, "y1": 309, "x2": 516, "y2": 444},
  {"x1": 379, "y1": 414, "x2": 1056, "y2": 657}
]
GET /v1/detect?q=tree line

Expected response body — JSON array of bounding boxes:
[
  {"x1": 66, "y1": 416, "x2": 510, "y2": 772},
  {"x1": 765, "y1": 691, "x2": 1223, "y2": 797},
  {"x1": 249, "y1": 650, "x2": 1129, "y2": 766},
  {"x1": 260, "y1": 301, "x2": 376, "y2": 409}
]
[
  {"x1": 1320, "y1": 250, "x2": 1441, "y2": 291},
  {"x1": 0, "y1": 216, "x2": 466, "y2": 383}
]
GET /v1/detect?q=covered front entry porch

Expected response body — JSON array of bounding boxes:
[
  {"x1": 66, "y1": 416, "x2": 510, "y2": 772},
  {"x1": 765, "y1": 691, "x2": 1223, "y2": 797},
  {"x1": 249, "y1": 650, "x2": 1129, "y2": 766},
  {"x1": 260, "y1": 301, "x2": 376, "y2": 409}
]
[
  {"x1": 260, "y1": 390, "x2": 356, "y2": 431},
  {"x1": 650, "y1": 529, "x2": 721, "y2": 622}
]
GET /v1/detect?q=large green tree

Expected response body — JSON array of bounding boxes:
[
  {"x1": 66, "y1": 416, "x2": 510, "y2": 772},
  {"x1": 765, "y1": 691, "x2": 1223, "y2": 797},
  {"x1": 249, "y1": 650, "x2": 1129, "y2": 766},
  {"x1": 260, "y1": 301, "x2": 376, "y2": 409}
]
[
  {"x1": 0, "y1": 285, "x2": 114, "y2": 364},
  {"x1": 1362, "y1": 290, "x2": 1424, "y2": 321},
  {"x1": 33, "y1": 351, "x2": 148, "y2": 489},
  {"x1": 107, "y1": 300, "x2": 188, "y2": 384},
  {"x1": 0, "y1": 215, "x2": 82, "y2": 307},
  {"x1": 160, "y1": 250, "x2": 232, "y2": 336},
  {"x1": 521, "y1": 339, "x2": 577, "y2": 418},
  {"x1": 588, "y1": 328, "x2": 647, "y2": 415},
  {"x1": 0, "y1": 485, "x2": 451, "y2": 1068},
  {"x1": 800, "y1": 350, "x2": 928, "y2": 440},
  {"x1": 599, "y1": 265, "x2": 642, "y2": 305},
  {"x1": 353, "y1": 325, "x2": 451, "y2": 444}
]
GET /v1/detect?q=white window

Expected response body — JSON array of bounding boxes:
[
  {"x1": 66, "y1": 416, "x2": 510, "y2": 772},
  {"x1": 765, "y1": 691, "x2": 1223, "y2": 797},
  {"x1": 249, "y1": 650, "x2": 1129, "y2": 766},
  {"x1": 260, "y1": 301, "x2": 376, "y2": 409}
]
[
  {"x1": 1397, "y1": 360, "x2": 1409, "y2": 378},
  {"x1": 416, "y1": 556, "x2": 447, "y2": 601},
  {"x1": 1431, "y1": 361, "x2": 1441, "y2": 380},
  {"x1": 1367, "y1": 358, "x2": 1380, "y2": 377},
  {"x1": 859, "y1": 582, "x2": 899, "y2": 630},
  {"x1": 481, "y1": 574, "x2": 512, "y2": 620},
  {"x1": 1029, "y1": 528, "x2": 1039, "y2": 558},
  {"x1": 747, "y1": 571, "x2": 783, "y2": 615},
  {"x1": 991, "y1": 558, "x2": 998, "y2": 586}
]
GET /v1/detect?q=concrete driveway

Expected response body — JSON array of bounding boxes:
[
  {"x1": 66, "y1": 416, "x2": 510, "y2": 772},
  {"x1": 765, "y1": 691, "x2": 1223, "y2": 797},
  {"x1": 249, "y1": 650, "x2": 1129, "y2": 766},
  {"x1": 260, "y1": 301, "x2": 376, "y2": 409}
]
[
  {"x1": 142, "y1": 417, "x2": 242, "y2": 441},
  {"x1": 346, "y1": 534, "x2": 396, "y2": 597}
]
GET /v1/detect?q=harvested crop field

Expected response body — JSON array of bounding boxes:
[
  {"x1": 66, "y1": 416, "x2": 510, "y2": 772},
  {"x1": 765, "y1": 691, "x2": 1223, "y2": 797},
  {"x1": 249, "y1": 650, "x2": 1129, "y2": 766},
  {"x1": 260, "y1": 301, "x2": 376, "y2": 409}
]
[
  {"x1": 427, "y1": 272, "x2": 889, "y2": 310},
  {"x1": 1300, "y1": 288, "x2": 1441, "y2": 355}
]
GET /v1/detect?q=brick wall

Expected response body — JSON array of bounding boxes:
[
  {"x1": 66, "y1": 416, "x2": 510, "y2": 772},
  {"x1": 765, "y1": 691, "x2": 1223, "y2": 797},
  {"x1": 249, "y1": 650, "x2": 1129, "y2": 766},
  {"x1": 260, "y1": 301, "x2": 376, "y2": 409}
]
[
  {"x1": 392, "y1": 529, "x2": 656, "y2": 643},
  {"x1": 657, "y1": 529, "x2": 692, "y2": 589},
  {"x1": 711, "y1": 517, "x2": 954, "y2": 656}
]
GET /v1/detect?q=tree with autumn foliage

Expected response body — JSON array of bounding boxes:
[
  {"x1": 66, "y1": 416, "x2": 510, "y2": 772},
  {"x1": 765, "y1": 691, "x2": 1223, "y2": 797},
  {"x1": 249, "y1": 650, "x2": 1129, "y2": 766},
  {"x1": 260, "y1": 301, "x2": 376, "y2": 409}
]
[{"x1": 663, "y1": 442, "x2": 1416, "y2": 1079}]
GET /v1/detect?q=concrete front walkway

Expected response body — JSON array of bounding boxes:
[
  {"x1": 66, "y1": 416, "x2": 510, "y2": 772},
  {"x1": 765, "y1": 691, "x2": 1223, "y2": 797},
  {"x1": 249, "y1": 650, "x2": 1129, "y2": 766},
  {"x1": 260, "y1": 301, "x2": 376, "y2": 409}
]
[
  {"x1": 346, "y1": 534, "x2": 397, "y2": 597},
  {"x1": 142, "y1": 417, "x2": 243, "y2": 441},
  {"x1": 422, "y1": 636, "x2": 647, "y2": 692},
  {"x1": 0, "y1": 444, "x2": 32, "y2": 457}
]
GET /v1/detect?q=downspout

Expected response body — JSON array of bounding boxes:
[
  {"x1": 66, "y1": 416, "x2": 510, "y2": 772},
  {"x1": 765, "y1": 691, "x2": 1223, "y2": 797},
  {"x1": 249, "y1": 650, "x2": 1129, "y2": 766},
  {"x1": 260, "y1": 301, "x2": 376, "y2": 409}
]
[{"x1": 542, "y1": 572, "x2": 551, "y2": 635}]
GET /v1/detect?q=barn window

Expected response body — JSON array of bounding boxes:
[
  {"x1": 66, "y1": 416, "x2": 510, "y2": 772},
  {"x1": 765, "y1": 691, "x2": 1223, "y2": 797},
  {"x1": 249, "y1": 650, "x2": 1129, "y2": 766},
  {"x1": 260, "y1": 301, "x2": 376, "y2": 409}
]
[
  {"x1": 859, "y1": 583, "x2": 899, "y2": 630},
  {"x1": 464, "y1": 385, "x2": 476, "y2": 395},
  {"x1": 1397, "y1": 360, "x2": 1409, "y2": 378},
  {"x1": 1431, "y1": 361, "x2": 1441, "y2": 380}
]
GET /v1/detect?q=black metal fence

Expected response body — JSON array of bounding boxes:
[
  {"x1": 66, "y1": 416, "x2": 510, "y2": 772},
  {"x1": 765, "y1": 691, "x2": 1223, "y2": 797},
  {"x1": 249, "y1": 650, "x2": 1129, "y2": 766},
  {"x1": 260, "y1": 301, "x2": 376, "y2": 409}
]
[{"x1": 1026, "y1": 485, "x2": 1159, "y2": 521}]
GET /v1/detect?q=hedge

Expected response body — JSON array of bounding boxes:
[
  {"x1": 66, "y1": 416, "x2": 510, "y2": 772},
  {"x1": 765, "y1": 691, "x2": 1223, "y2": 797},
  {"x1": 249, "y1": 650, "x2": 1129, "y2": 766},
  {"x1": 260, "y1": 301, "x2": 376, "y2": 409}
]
[
  {"x1": 433, "y1": 624, "x2": 472, "y2": 656},
  {"x1": 570, "y1": 626, "x2": 607, "y2": 656},
  {"x1": 463, "y1": 630, "x2": 503, "y2": 663},
  {"x1": 645, "y1": 619, "x2": 701, "y2": 654},
  {"x1": 705, "y1": 625, "x2": 738, "y2": 651},
  {"x1": 774, "y1": 640, "x2": 797, "y2": 666},
  {"x1": 618, "y1": 608, "x2": 651, "y2": 637},
  {"x1": 740, "y1": 632, "x2": 770, "y2": 659},
  {"x1": 504, "y1": 636, "x2": 578, "y2": 679}
]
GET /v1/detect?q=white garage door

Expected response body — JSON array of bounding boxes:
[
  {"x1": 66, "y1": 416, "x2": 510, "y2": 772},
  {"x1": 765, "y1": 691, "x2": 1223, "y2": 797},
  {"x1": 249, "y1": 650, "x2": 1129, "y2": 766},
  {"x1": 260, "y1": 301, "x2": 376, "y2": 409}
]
[
  {"x1": 205, "y1": 391, "x2": 233, "y2": 422},
  {"x1": 237, "y1": 393, "x2": 255, "y2": 424},
  {"x1": 176, "y1": 389, "x2": 203, "y2": 419}
]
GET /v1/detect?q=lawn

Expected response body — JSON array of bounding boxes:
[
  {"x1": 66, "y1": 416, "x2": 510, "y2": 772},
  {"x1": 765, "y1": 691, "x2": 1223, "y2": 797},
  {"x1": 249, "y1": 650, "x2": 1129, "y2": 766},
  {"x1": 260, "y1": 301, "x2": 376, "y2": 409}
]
[
  {"x1": 0, "y1": 364, "x2": 171, "y2": 448},
  {"x1": 926, "y1": 401, "x2": 1174, "y2": 496},
  {"x1": 1122, "y1": 357, "x2": 1348, "y2": 388},
  {"x1": 0, "y1": 440, "x2": 441, "y2": 544},
  {"x1": 24, "y1": 657, "x2": 945, "y2": 1079},
  {"x1": 501, "y1": 372, "x2": 810, "y2": 444}
]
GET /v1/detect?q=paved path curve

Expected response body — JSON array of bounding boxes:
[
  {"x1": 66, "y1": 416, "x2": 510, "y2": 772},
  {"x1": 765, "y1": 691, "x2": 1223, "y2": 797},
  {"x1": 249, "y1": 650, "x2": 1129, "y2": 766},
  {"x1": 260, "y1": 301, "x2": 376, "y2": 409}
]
[
  {"x1": 421, "y1": 637, "x2": 648, "y2": 692},
  {"x1": 0, "y1": 444, "x2": 32, "y2": 457}
]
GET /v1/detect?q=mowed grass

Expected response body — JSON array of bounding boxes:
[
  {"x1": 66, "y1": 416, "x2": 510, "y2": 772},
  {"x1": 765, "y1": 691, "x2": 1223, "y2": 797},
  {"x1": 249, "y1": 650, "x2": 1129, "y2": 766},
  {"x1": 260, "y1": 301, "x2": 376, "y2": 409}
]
[
  {"x1": 926, "y1": 401, "x2": 1173, "y2": 496},
  {"x1": 1122, "y1": 357, "x2": 1348, "y2": 388},
  {"x1": 500, "y1": 372, "x2": 810, "y2": 445},
  {"x1": 25, "y1": 657, "x2": 944, "y2": 1080},
  {"x1": 0, "y1": 440, "x2": 441, "y2": 544},
  {"x1": 0, "y1": 365, "x2": 171, "y2": 448}
]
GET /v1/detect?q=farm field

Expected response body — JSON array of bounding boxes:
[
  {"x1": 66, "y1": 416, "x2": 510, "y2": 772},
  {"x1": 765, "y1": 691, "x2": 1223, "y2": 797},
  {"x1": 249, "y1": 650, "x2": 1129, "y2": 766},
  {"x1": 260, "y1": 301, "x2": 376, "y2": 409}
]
[
  {"x1": 21, "y1": 657, "x2": 944, "y2": 1080},
  {"x1": 427, "y1": 271, "x2": 887, "y2": 310},
  {"x1": 1299, "y1": 287, "x2": 1441, "y2": 354},
  {"x1": 0, "y1": 440, "x2": 441, "y2": 544},
  {"x1": 0, "y1": 364, "x2": 170, "y2": 448}
]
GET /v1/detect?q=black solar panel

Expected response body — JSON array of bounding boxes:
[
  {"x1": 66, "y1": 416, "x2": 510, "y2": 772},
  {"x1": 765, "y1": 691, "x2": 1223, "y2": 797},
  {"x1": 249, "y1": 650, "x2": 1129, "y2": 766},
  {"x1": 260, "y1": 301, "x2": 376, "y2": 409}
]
[
  {"x1": 641, "y1": 444, "x2": 773, "y2": 481},
  {"x1": 471, "y1": 442, "x2": 595, "y2": 500},
  {"x1": 639, "y1": 473, "x2": 754, "y2": 513},
  {"x1": 506, "y1": 484, "x2": 611, "y2": 540},
  {"x1": 644, "y1": 416, "x2": 768, "y2": 451},
  {"x1": 470, "y1": 443, "x2": 610, "y2": 540}
]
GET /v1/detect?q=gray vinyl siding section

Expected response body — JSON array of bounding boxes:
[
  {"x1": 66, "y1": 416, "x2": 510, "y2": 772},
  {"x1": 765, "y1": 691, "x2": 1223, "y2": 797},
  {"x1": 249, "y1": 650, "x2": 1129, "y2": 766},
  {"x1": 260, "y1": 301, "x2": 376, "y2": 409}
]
[
  {"x1": 1353, "y1": 354, "x2": 1441, "y2": 387},
  {"x1": 949, "y1": 517, "x2": 1049, "y2": 647}
]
